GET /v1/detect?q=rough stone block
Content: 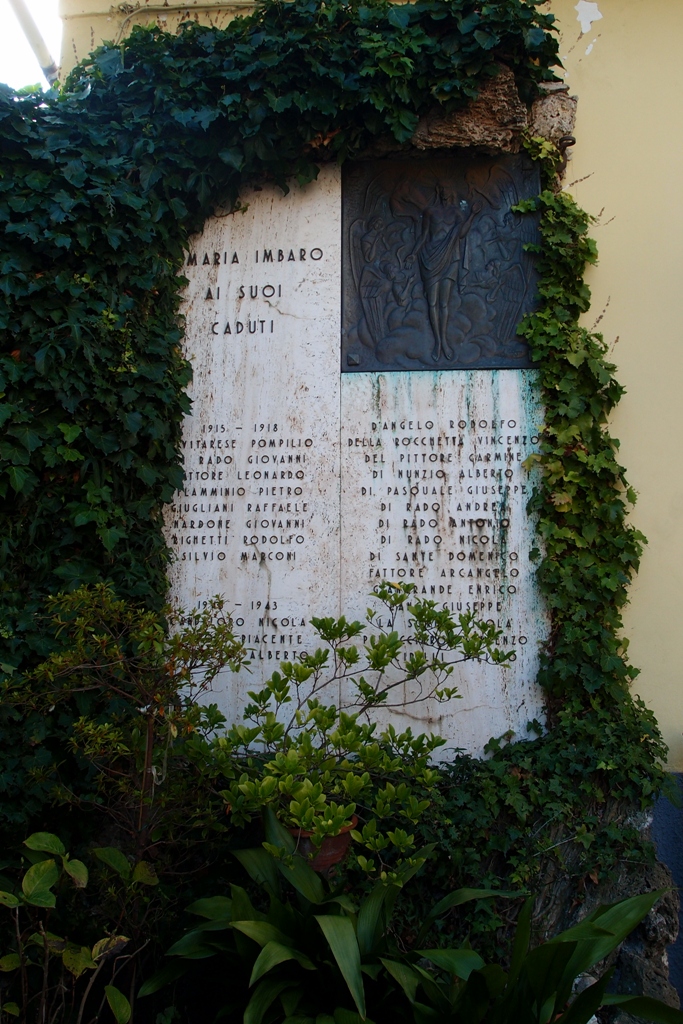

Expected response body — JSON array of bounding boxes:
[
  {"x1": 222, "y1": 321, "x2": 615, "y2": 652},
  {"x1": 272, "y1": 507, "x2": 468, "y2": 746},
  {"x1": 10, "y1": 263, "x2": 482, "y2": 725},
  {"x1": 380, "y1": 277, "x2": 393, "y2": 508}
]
[{"x1": 412, "y1": 64, "x2": 528, "y2": 154}]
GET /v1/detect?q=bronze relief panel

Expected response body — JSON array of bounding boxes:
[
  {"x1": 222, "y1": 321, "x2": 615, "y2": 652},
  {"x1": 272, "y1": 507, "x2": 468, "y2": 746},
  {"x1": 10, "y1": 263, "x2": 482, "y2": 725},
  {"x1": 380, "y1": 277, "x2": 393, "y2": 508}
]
[{"x1": 341, "y1": 155, "x2": 540, "y2": 371}]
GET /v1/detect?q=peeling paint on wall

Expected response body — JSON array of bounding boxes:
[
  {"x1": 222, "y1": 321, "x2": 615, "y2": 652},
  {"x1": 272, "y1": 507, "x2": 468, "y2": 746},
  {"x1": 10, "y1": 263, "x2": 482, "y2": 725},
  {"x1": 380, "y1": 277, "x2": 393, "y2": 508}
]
[{"x1": 575, "y1": 1, "x2": 603, "y2": 36}]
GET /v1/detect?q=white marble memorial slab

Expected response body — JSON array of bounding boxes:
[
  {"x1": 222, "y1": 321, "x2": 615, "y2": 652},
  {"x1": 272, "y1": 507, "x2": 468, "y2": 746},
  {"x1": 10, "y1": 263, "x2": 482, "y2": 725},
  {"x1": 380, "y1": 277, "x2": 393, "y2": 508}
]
[
  {"x1": 165, "y1": 165, "x2": 548, "y2": 756},
  {"x1": 339, "y1": 370, "x2": 547, "y2": 755}
]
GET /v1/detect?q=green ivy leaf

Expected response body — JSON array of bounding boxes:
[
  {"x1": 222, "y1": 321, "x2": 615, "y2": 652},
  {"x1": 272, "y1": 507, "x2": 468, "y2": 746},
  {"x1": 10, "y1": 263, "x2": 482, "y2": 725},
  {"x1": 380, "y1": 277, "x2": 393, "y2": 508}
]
[
  {"x1": 58, "y1": 423, "x2": 82, "y2": 443},
  {"x1": 132, "y1": 862, "x2": 159, "y2": 886},
  {"x1": 22, "y1": 859, "x2": 59, "y2": 906},
  {"x1": 93, "y1": 848, "x2": 131, "y2": 879},
  {"x1": 24, "y1": 833, "x2": 66, "y2": 856},
  {"x1": 63, "y1": 945, "x2": 97, "y2": 978},
  {"x1": 7, "y1": 465, "x2": 36, "y2": 493},
  {"x1": 63, "y1": 859, "x2": 88, "y2": 888},
  {"x1": 105, "y1": 985, "x2": 132, "y2": 1024}
]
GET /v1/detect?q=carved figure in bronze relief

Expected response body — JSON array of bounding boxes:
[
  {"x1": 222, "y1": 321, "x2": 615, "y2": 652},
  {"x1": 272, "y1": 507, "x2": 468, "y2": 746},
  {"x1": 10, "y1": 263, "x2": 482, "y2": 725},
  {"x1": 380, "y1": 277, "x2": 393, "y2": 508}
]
[
  {"x1": 342, "y1": 154, "x2": 540, "y2": 372},
  {"x1": 407, "y1": 187, "x2": 481, "y2": 361}
]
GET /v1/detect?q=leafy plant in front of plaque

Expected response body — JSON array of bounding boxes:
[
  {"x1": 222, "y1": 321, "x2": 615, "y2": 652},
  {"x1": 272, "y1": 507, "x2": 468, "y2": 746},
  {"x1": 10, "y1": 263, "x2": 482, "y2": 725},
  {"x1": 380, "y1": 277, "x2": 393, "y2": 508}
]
[
  {"x1": 200, "y1": 580, "x2": 511, "y2": 872},
  {"x1": 1, "y1": 585, "x2": 247, "y2": 874}
]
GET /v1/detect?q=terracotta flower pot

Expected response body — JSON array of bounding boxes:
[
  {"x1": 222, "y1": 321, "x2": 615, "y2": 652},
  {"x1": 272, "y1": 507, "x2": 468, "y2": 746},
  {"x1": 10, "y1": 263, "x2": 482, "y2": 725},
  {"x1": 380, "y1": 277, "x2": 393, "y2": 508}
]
[{"x1": 289, "y1": 816, "x2": 358, "y2": 873}]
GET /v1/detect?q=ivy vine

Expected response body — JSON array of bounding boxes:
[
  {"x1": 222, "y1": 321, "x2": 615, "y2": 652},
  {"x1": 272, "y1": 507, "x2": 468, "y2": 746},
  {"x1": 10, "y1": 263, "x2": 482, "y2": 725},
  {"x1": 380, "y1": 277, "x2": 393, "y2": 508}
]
[
  {"x1": 0, "y1": 0, "x2": 558, "y2": 666},
  {"x1": 0, "y1": 0, "x2": 667, "y2": 892}
]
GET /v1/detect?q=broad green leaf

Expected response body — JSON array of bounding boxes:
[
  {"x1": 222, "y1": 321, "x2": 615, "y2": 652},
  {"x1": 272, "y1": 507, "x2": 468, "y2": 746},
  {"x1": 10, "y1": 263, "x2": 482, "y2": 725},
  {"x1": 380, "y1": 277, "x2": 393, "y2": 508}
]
[
  {"x1": 186, "y1": 896, "x2": 232, "y2": 919},
  {"x1": 557, "y1": 890, "x2": 667, "y2": 996},
  {"x1": 379, "y1": 959, "x2": 419, "y2": 1003},
  {"x1": 63, "y1": 946, "x2": 97, "y2": 977},
  {"x1": 387, "y1": 5, "x2": 410, "y2": 28},
  {"x1": 22, "y1": 859, "x2": 58, "y2": 903},
  {"x1": 0, "y1": 892, "x2": 19, "y2": 908},
  {"x1": 105, "y1": 984, "x2": 132, "y2": 1024},
  {"x1": 218, "y1": 147, "x2": 244, "y2": 171},
  {"x1": 58, "y1": 422, "x2": 82, "y2": 443},
  {"x1": 132, "y1": 861, "x2": 158, "y2": 886},
  {"x1": 28, "y1": 931, "x2": 65, "y2": 952},
  {"x1": 244, "y1": 978, "x2": 295, "y2": 1024},
  {"x1": 2, "y1": 1002, "x2": 19, "y2": 1016},
  {"x1": 315, "y1": 915, "x2": 365, "y2": 1019},
  {"x1": 333, "y1": 1010, "x2": 375, "y2": 1024},
  {"x1": 262, "y1": 815, "x2": 323, "y2": 905},
  {"x1": 551, "y1": 890, "x2": 667, "y2": 948},
  {"x1": 356, "y1": 881, "x2": 395, "y2": 956},
  {"x1": 93, "y1": 847, "x2": 131, "y2": 878},
  {"x1": 234, "y1": 848, "x2": 280, "y2": 895},
  {"x1": 7, "y1": 424, "x2": 42, "y2": 452},
  {"x1": 0, "y1": 954, "x2": 21, "y2": 971},
  {"x1": 249, "y1": 940, "x2": 315, "y2": 986},
  {"x1": 92, "y1": 936, "x2": 129, "y2": 961},
  {"x1": 230, "y1": 884, "x2": 262, "y2": 923},
  {"x1": 507, "y1": 896, "x2": 533, "y2": 987},
  {"x1": 99, "y1": 526, "x2": 126, "y2": 552},
  {"x1": 523, "y1": 941, "x2": 575, "y2": 1008},
  {"x1": 63, "y1": 859, "x2": 88, "y2": 888},
  {"x1": 263, "y1": 807, "x2": 296, "y2": 855},
  {"x1": 7, "y1": 465, "x2": 36, "y2": 493},
  {"x1": 167, "y1": 929, "x2": 217, "y2": 958},
  {"x1": 24, "y1": 833, "x2": 65, "y2": 856},
  {"x1": 557, "y1": 970, "x2": 611, "y2": 1024},
  {"x1": 415, "y1": 887, "x2": 518, "y2": 946},
  {"x1": 277, "y1": 855, "x2": 325, "y2": 906},
  {"x1": 138, "y1": 961, "x2": 190, "y2": 997},
  {"x1": 417, "y1": 948, "x2": 485, "y2": 980},
  {"x1": 602, "y1": 995, "x2": 683, "y2": 1023},
  {"x1": 281, "y1": 988, "x2": 305, "y2": 1018},
  {"x1": 232, "y1": 921, "x2": 291, "y2": 948}
]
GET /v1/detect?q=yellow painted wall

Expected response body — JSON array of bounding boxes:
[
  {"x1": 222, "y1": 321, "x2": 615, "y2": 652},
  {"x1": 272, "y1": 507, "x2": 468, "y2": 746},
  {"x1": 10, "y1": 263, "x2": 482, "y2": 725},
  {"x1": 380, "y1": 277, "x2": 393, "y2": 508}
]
[
  {"x1": 57, "y1": 0, "x2": 683, "y2": 768},
  {"x1": 548, "y1": 0, "x2": 683, "y2": 769}
]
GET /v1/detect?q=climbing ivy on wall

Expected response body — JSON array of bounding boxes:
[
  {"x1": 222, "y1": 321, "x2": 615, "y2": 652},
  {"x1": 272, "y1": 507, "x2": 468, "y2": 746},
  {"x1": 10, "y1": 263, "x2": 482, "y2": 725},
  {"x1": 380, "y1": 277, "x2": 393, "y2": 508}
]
[
  {"x1": 518, "y1": 155, "x2": 647, "y2": 704},
  {"x1": 0, "y1": 0, "x2": 667, "y2": 881},
  {"x1": 0, "y1": 0, "x2": 559, "y2": 667}
]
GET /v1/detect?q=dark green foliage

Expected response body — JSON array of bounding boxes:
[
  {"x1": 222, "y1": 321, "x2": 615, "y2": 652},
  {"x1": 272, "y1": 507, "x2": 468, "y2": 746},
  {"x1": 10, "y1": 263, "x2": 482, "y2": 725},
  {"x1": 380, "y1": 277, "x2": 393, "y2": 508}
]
[
  {"x1": 0, "y1": 832, "x2": 134, "y2": 1023},
  {"x1": 0, "y1": 586, "x2": 245, "y2": 863},
  {"x1": 326, "y1": 691, "x2": 667, "y2": 954},
  {"x1": 142, "y1": 822, "x2": 683, "y2": 1024},
  {"x1": 517, "y1": 180, "x2": 646, "y2": 702},
  {"x1": 0, "y1": 86, "x2": 192, "y2": 665},
  {"x1": 61, "y1": 0, "x2": 559, "y2": 218},
  {"x1": 403, "y1": 695, "x2": 667, "y2": 942}
]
